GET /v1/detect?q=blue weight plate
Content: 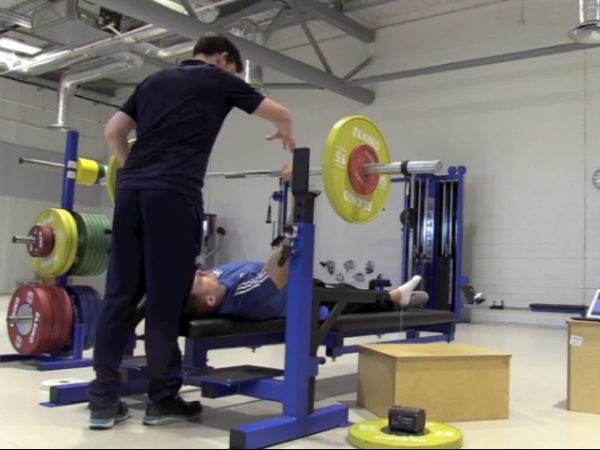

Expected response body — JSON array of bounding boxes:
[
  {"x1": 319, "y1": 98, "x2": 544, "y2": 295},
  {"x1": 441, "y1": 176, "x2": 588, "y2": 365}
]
[
  {"x1": 64, "y1": 286, "x2": 84, "y2": 352},
  {"x1": 79, "y1": 287, "x2": 95, "y2": 350},
  {"x1": 84, "y1": 287, "x2": 99, "y2": 350},
  {"x1": 90, "y1": 288, "x2": 103, "y2": 349}
]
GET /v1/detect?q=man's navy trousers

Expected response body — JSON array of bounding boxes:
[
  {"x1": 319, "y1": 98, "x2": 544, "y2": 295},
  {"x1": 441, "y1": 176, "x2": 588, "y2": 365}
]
[{"x1": 88, "y1": 189, "x2": 203, "y2": 410}]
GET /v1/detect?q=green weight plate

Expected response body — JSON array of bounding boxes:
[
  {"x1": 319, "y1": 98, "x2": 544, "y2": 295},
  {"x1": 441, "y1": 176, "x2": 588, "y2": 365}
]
[
  {"x1": 348, "y1": 419, "x2": 463, "y2": 450},
  {"x1": 89, "y1": 214, "x2": 110, "y2": 276},
  {"x1": 69, "y1": 213, "x2": 110, "y2": 277},
  {"x1": 69, "y1": 212, "x2": 93, "y2": 277}
]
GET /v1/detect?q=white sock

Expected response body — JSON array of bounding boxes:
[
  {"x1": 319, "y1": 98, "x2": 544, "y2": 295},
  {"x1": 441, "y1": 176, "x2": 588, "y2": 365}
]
[{"x1": 397, "y1": 275, "x2": 423, "y2": 307}]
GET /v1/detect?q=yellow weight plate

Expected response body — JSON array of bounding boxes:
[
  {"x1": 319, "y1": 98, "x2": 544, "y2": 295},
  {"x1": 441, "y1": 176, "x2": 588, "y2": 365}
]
[
  {"x1": 106, "y1": 140, "x2": 136, "y2": 205},
  {"x1": 322, "y1": 115, "x2": 391, "y2": 224},
  {"x1": 106, "y1": 155, "x2": 120, "y2": 205},
  {"x1": 76, "y1": 158, "x2": 100, "y2": 186},
  {"x1": 59, "y1": 209, "x2": 79, "y2": 276},
  {"x1": 31, "y1": 209, "x2": 78, "y2": 277},
  {"x1": 348, "y1": 419, "x2": 463, "y2": 450}
]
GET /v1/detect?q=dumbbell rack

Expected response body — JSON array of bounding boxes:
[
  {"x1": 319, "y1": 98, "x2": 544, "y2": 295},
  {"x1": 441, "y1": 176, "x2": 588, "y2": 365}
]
[{"x1": 0, "y1": 131, "x2": 92, "y2": 371}]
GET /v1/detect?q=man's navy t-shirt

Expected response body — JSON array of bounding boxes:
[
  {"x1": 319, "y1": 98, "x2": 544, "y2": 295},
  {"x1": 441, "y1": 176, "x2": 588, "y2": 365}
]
[{"x1": 117, "y1": 60, "x2": 265, "y2": 201}]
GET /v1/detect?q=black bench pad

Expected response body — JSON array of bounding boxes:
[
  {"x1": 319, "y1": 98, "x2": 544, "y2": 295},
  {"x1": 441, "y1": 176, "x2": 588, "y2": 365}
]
[{"x1": 182, "y1": 310, "x2": 456, "y2": 339}]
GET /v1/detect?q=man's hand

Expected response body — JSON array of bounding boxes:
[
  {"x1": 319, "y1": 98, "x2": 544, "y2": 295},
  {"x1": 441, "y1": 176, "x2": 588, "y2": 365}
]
[
  {"x1": 281, "y1": 163, "x2": 293, "y2": 182},
  {"x1": 266, "y1": 130, "x2": 296, "y2": 152}
]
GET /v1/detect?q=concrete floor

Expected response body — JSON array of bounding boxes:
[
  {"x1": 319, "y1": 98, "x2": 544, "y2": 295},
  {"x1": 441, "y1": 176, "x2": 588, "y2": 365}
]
[{"x1": 0, "y1": 293, "x2": 597, "y2": 449}]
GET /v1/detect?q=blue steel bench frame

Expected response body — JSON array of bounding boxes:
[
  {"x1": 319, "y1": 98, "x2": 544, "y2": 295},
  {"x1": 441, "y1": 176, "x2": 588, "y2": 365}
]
[{"x1": 45, "y1": 148, "x2": 455, "y2": 449}]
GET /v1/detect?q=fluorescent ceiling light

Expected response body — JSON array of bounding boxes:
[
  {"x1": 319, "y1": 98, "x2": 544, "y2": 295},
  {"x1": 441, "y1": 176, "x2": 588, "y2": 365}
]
[
  {"x1": 152, "y1": 0, "x2": 186, "y2": 14},
  {"x1": 0, "y1": 37, "x2": 42, "y2": 55},
  {"x1": 0, "y1": 49, "x2": 23, "y2": 68}
]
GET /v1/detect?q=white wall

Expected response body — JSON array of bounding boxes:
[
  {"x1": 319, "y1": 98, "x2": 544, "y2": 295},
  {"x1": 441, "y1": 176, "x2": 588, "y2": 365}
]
[
  {"x1": 0, "y1": 76, "x2": 116, "y2": 294},
  {"x1": 207, "y1": 0, "x2": 600, "y2": 316}
]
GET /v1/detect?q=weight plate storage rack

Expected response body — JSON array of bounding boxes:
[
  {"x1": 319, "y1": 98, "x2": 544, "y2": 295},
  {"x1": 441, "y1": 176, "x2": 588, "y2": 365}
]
[{"x1": 1, "y1": 131, "x2": 112, "y2": 371}]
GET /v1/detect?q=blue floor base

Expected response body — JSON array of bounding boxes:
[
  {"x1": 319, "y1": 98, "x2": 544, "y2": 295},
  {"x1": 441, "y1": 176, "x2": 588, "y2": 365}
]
[
  {"x1": 229, "y1": 404, "x2": 349, "y2": 449},
  {"x1": 0, "y1": 353, "x2": 93, "y2": 371}
]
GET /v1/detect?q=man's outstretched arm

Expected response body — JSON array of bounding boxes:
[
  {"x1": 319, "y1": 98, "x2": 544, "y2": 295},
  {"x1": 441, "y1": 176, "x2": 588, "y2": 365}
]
[{"x1": 263, "y1": 164, "x2": 294, "y2": 289}]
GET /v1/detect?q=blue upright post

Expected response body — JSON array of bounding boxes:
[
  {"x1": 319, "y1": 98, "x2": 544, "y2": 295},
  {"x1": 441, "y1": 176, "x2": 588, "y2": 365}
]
[
  {"x1": 454, "y1": 166, "x2": 467, "y2": 320},
  {"x1": 282, "y1": 181, "x2": 289, "y2": 225},
  {"x1": 282, "y1": 221, "x2": 316, "y2": 417},
  {"x1": 56, "y1": 130, "x2": 79, "y2": 289},
  {"x1": 401, "y1": 180, "x2": 411, "y2": 283}
]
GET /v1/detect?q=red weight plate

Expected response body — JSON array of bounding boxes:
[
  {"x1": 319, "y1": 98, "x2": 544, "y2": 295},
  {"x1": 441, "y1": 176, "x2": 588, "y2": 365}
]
[
  {"x1": 40, "y1": 286, "x2": 64, "y2": 354},
  {"x1": 26, "y1": 226, "x2": 55, "y2": 258},
  {"x1": 6, "y1": 285, "x2": 53, "y2": 356},
  {"x1": 347, "y1": 144, "x2": 380, "y2": 196},
  {"x1": 52, "y1": 286, "x2": 73, "y2": 352}
]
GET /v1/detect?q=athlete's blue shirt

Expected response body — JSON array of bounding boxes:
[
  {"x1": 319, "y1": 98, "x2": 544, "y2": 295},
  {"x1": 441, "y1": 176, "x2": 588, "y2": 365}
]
[{"x1": 208, "y1": 261, "x2": 287, "y2": 321}]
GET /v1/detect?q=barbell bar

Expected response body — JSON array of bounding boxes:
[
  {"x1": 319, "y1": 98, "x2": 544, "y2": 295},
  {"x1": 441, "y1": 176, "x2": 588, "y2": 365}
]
[
  {"x1": 205, "y1": 160, "x2": 442, "y2": 180},
  {"x1": 18, "y1": 157, "x2": 106, "y2": 186},
  {"x1": 7, "y1": 315, "x2": 33, "y2": 324},
  {"x1": 22, "y1": 156, "x2": 442, "y2": 180},
  {"x1": 12, "y1": 236, "x2": 36, "y2": 245}
]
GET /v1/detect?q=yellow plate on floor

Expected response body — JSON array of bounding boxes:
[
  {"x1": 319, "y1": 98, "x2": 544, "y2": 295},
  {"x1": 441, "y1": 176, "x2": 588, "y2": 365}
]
[{"x1": 348, "y1": 419, "x2": 463, "y2": 449}]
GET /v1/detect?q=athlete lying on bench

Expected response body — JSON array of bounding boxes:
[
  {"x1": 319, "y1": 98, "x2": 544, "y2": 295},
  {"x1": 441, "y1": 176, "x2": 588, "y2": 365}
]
[{"x1": 185, "y1": 165, "x2": 428, "y2": 321}]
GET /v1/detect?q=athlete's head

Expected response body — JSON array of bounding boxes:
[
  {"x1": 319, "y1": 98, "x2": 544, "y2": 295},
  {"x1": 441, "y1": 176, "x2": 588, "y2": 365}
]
[
  {"x1": 186, "y1": 270, "x2": 222, "y2": 318},
  {"x1": 193, "y1": 33, "x2": 243, "y2": 75}
]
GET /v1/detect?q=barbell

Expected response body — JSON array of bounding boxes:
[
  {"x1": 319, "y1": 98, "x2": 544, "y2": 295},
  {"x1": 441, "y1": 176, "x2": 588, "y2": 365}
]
[
  {"x1": 18, "y1": 157, "x2": 107, "y2": 186},
  {"x1": 12, "y1": 209, "x2": 112, "y2": 277},
  {"x1": 6, "y1": 284, "x2": 102, "y2": 356},
  {"x1": 17, "y1": 116, "x2": 443, "y2": 224},
  {"x1": 107, "y1": 116, "x2": 443, "y2": 224}
]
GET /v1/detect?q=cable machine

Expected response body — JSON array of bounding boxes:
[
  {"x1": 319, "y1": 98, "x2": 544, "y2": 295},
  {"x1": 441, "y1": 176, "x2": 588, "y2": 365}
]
[{"x1": 395, "y1": 166, "x2": 467, "y2": 320}]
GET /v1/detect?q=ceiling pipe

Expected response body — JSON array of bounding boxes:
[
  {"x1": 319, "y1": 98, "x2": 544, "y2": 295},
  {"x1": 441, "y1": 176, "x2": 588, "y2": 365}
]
[
  {"x1": 50, "y1": 52, "x2": 144, "y2": 131},
  {"x1": 230, "y1": 19, "x2": 266, "y2": 94},
  {"x1": 0, "y1": 1, "x2": 221, "y2": 77},
  {"x1": 89, "y1": 0, "x2": 375, "y2": 104}
]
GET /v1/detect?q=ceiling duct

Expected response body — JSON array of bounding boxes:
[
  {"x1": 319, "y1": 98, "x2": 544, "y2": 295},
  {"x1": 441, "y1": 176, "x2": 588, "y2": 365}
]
[
  {"x1": 32, "y1": 0, "x2": 109, "y2": 47},
  {"x1": 231, "y1": 20, "x2": 266, "y2": 95},
  {"x1": 50, "y1": 52, "x2": 144, "y2": 131},
  {"x1": 569, "y1": 0, "x2": 600, "y2": 44}
]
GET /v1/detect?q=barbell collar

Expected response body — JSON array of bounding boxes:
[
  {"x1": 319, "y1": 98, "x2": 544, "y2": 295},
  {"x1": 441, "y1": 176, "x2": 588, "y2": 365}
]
[
  {"x1": 12, "y1": 235, "x2": 36, "y2": 245},
  {"x1": 19, "y1": 157, "x2": 64, "y2": 171},
  {"x1": 363, "y1": 160, "x2": 442, "y2": 176},
  {"x1": 7, "y1": 315, "x2": 33, "y2": 324}
]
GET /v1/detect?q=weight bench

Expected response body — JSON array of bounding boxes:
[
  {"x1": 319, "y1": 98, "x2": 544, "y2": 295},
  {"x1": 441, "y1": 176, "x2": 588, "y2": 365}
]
[{"x1": 45, "y1": 148, "x2": 456, "y2": 449}]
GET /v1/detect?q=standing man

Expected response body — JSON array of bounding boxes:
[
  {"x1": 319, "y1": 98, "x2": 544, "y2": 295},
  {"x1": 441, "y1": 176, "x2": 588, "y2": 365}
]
[{"x1": 88, "y1": 32, "x2": 296, "y2": 430}]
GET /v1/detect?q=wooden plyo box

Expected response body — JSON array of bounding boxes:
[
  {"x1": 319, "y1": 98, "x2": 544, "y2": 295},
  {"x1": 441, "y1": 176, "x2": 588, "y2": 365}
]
[
  {"x1": 357, "y1": 343, "x2": 511, "y2": 423},
  {"x1": 568, "y1": 320, "x2": 600, "y2": 414}
]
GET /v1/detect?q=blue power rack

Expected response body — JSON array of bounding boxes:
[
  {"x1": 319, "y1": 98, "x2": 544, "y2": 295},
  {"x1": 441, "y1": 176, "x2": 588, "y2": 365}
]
[
  {"x1": 393, "y1": 166, "x2": 467, "y2": 321},
  {"x1": 44, "y1": 148, "x2": 456, "y2": 449},
  {"x1": 0, "y1": 131, "x2": 92, "y2": 371}
]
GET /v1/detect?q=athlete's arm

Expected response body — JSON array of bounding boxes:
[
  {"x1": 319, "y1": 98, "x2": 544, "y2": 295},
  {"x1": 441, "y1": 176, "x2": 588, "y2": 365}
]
[
  {"x1": 219, "y1": 72, "x2": 295, "y2": 151},
  {"x1": 105, "y1": 86, "x2": 139, "y2": 165},
  {"x1": 105, "y1": 112, "x2": 135, "y2": 165}
]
